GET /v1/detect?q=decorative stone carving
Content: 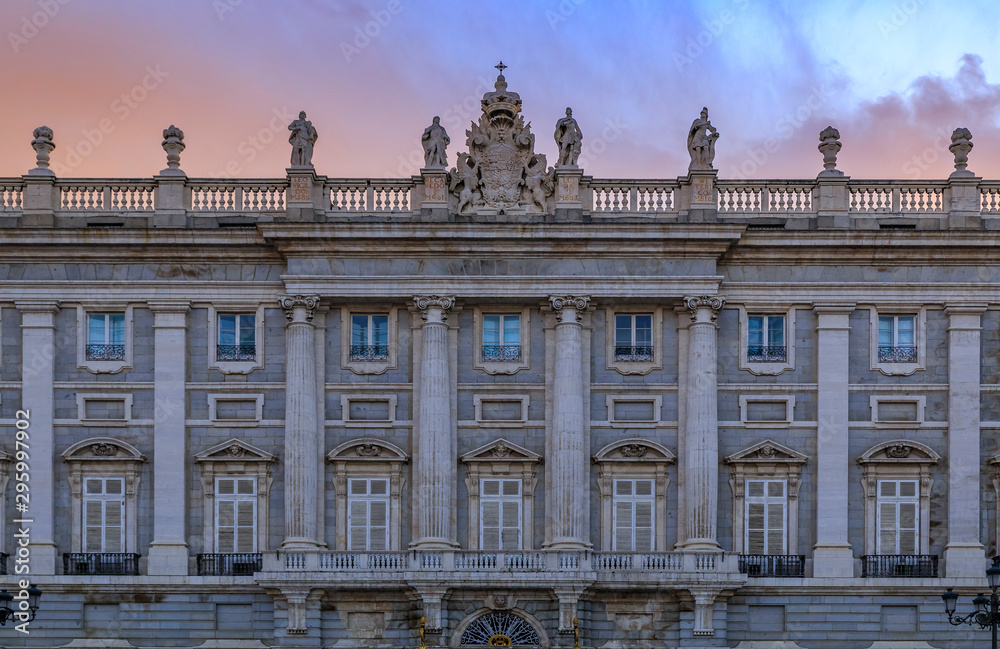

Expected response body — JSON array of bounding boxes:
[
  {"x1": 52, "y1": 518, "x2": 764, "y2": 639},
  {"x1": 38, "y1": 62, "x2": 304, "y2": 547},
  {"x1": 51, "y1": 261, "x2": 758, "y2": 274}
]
[
  {"x1": 225, "y1": 443, "x2": 245, "y2": 458},
  {"x1": 949, "y1": 127, "x2": 974, "y2": 178},
  {"x1": 620, "y1": 444, "x2": 647, "y2": 458},
  {"x1": 554, "y1": 107, "x2": 583, "y2": 167},
  {"x1": 491, "y1": 442, "x2": 511, "y2": 458},
  {"x1": 413, "y1": 295, "x2": 455, "y2": 320},
  {"x1": 279, "y1": 294, "x2": 320, "y2": 322},
  {"x1": 448, "y1": 63, "x2": 554, "y2": 214},
  {"x1": 421, "y1": 116, "x2": 450, "y2": 168},
  {"x1": 30, "y1": 125, "x2": 55, "y2": 174},
  {"x1": 885, "y1": 444, "x2": 911, "y2": 459},
  {"x1": 91, "y1": 443, "x2": 119, "y2": 457},
  {"x1": 817, "y1": 125, "x2": 843, "y2": 177},
  {"x1": 161, "y1": 125, "x2": 185, "y2": 174},
  {"x1": 549, "y1": 295, "x2": 591, "y2": 321},
  {"x1": 288, "y1": 111, "x2": 318, "y2": 167},
  {"x1": 684, "y1": 295, "x2": 725, "y2": 322},
  {"x1": 356, "y1": 443, "x2": 381, "y2": 457},
  {"x1": 687, "y1": 107, "x2": 719, "y2": 171}
]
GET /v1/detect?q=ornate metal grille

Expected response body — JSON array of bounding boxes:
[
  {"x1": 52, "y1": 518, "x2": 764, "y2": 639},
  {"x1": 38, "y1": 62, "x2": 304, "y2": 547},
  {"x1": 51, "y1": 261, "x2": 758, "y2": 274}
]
[
  {"x1": 746, "y1": 345, "x2": 786, "y2": 362},
  {"x1": 197, "y1": 553, "x2": 262, "y2": 576},
  {"x1": 63, "y1": 553, "x2": 140, "y2": 575},
  {"x1": 350, "y1": 345, "x2": 389, "y2": 362},
  {"x1": 861, "y1": 554, "x2": 937, "y2": 577},
  {"x1": 217, "y1": 344, "x2": 256, "y2": 361},
  {"x1": 460, "y1": 612, "x2": 540, "y2": 646},
  {"x1": 614, "y1": 345, "x2": 654, "y2": 362},
  {"x1": 86, "y1": 343, "x2": 125, "y2": 360},
  {"x1": 738, "y1": 554, "x2": 805, "y2": 577},
  {"x1": 878, "y1": 346, "x2": 917, "y2": 362},
  {"x1": 482, "y1": 345, "x2": 521, "y2": 362}
]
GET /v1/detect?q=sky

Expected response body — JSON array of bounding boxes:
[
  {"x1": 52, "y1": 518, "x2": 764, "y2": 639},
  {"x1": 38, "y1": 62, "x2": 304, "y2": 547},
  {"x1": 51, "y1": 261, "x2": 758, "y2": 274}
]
[{"x1": 2, "y1": 0, "x2": 999, "y2": 181}]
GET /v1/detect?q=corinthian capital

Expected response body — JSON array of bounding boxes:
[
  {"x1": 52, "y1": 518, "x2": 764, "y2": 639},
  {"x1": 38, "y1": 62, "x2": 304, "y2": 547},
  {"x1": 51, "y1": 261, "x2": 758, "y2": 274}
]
[
  {"x1": 684, "y1": 295, "x2": 725, "y2": 322},
  {"x1": 549, "y1": 295, "x2": 591, "y2": 323},
  {"x1": 279, "y1": 294, "x2": 321, "y2": 322},
  {"x1": 414, "y1": 295, "x2": 455, "y2": 322}
]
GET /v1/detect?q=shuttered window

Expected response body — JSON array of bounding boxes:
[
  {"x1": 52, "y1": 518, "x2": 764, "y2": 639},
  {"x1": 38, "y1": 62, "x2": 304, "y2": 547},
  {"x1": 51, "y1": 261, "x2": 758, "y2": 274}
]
[
  {"x1": 480, "y1": 479, "x2": 521, "y2": 550},
  {"x1": 877, "y1": 480, "x2": 919, "y2": 555},
  {"x1": 216, "y1": 477, "x2": 257, "y2": 553},
  {"x1": 84, "y1": 477, "x2": 125, "y2": 553},
  {"x1": 745, "y1": 479, "x2": 786, "y2": 555},
  {"x1": 348, "y1": 478, "x2": 389, "y2": 551},
  {"x1": 612, "y1": 479, "x2": 654, "y2": 551}
]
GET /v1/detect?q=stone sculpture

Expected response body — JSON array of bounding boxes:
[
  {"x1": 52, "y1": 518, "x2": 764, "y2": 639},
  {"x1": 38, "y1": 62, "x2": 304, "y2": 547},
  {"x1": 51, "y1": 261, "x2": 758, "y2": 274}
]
[
  {"x1": 817, "y1": 126, "x2": 843, "y2": 177},
  {"x1": 554, "y1": 107, "x2": 583, "y2": 167},
  {"x1": 288, "y1": 111, "x2": 318, "y2": 167},
  {"x1": 949, "y1": 127, "x2": 974, "y2": 178},
  {"x1": 449, "y1": 152, "x2": 481, "y2": 214},
  {"x1": 161, "y1": 125, "x2": 185, "y2": 175},
  {"x1": 523, "y1": 153, "x2": 554, "y2": 212},
  {"x1": 30, "y1": 125, "x2": 55, "y2": 174},
  {"x1": 421, "y1": 116, "x2": 450, "y2": 168},
  {"x1": 687, "y1": 107, "x2": 719, "y2": 171}
]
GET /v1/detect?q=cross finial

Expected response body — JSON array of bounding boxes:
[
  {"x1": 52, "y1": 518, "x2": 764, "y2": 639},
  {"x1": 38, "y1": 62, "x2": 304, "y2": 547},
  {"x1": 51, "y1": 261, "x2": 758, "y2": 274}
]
[{"x1": 495, "y1": 60, "x2": 507, "y2": 75}]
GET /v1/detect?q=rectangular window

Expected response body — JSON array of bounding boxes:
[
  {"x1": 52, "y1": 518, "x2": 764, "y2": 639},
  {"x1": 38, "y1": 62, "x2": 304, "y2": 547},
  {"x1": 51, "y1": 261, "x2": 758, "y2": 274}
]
[
  {"x1": 218, "y1": 314, "x2": 256, "y2": 361},
  {"x1": 614, "y1": 314, "x2": 653, "y2": 362},
  {"x1": 745, "y1": 479, "x2": 786, "y2": 555},
  {"x1": 482, "y1": 314, "x2": 521, "y2": 362},
  {"x1": 480, "y1": 479, "x2": 522, "y2": 550},
  {"x1": 747, "y1": 315, "x2": 786, "y2": 362},
  {"x1": 87, "y1": 313, "x2": 126, "y2": 360},
  {"x1": 348, "y1": 478, "x2": 389, "y2": 551},
  {"x1": 612, "y1": 479, "x2": 654, "y2": 551},
  {"x1": 351, "y1": 315, "x2": 389, "y2": 361},
  {"x1": 216, "y1": 477, "x2": 257, "y2": 553},
  {"x1": 877, "y1": 480, "x2": 919, "y2": 555},
  {"x1": 84, "y1": 477, "x2": 125, "y2": 553},
  {"x1": 878, "y1": 315, "x2": 916, "y2": 362}
]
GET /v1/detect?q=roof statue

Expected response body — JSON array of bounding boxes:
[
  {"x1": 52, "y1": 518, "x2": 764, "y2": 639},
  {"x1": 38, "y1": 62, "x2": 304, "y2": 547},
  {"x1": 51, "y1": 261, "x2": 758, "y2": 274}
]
[
  {"x1": 288, "y1": 111, "x2": 318, "y2": 167},
  {"x1": 687, "y1": 107, "x2": 719, "y2": 171},
  {"x1": 421, "y1": 116, "x2": 450, "y2": 168},
  {"x1": 554, "y1": 107, "x2": 583, "y2": 167}
]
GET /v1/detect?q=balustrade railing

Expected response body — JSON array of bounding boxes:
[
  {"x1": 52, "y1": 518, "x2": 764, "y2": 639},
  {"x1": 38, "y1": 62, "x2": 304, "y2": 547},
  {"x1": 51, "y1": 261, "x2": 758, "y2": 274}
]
[
  {"x1": 350, "y1": 345, "x2": 389, "y2": 362},
  {"x1": 86, "y1": 343, "x2": 126, "y2": 360},
  {"x1": 63, "y1": 552, "x2": 140, "y2": 576},
  {"x1": 982, "y1": 182, "x2": 1000, "y2": 214},
  {"x1": 482, "y1": 345, "x2": 522, "y2": 363},
  {"x1": 861, "y1": 554, "x2": 937, "y2": 578},
  {"x1": 59, "y1": 182, "x2": 156, "y2": 212},
  {"x1": 717, "y1": 182, "x2": 814, "y2": 214},
  {"x1": 197, "y1": 553, "x2": 262, "y2": 576},
  {"x1": 850, "y1": 182, "x2": 946, "y2": 214},
  {"x1": 217, "y1": 344, "x2": 256, "y2": 361},
  {"x1": 738, "y1": 554, "x2": 805, "y2": 578},
  {"x1": 190, "y1": 181, "x2": 286, "y2": 212},
  {"x1": 878, "y1": 345, "x2": 917, "y2": 363},
  {"x1": 326, "y1": 180, "x2": 412, "y2": 213},
  {"x1": 746, "y1": 345, "x2": 786, "y2": 362},
  {"x1": 590, "y1": 181, "x2": 678, "y2": 214},
  {"x1": 614, "y1": 345, "x2": 654, "y2": 362},
  {"x1": 0, "y1": 183, "x2": 23, "y2": 211}
]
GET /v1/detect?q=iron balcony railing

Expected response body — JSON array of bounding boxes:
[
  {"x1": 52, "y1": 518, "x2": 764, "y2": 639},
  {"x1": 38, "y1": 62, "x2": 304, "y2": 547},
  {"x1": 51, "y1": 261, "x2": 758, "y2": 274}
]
[
  {"x1": 0, "y1": 552, "x2": 7, "y2": 575},
  {"x1": 350, "y1": 344, "x2": 389, "y2": 362},
  {"x1": 738, "y1": 554, "x2": 805, "y2": 578},
  {"x1": 217, "y1": 343, "x2": 256, "y2": 361},
  {"x1": 197, "y1": 553, "x2": 262, "y2": 576},
  {"x1": 63, "y1": 552, "x2": 140, "y2": 576},
  {"x1": 878, "y1": 345, "x2": 917, "y2": 362},
  {"x1": 746, "y1": 345, "x2": 787, "y2": 362},
  {"x1": 861, "y1": 554, "x2": 938, "y2": 578},
  {"x1": 482, "y1": 345, "x2": 522, "y2": 363},
  {"x1": 86, "y1": 344, "x2": 126, "y2": 360},
  {"x1": 614, "y1": 345, "x2": 654, "y2": 362}
]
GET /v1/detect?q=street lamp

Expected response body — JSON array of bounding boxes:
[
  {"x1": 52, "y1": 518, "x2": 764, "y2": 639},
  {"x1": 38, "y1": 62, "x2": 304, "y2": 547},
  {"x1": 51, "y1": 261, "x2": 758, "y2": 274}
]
[
  {"x1": 0, "y1": 585, "x2": 41, "y2": 625},
  {"x1": 943, "y1": 556, "x2": 1000, "y2": 649}
]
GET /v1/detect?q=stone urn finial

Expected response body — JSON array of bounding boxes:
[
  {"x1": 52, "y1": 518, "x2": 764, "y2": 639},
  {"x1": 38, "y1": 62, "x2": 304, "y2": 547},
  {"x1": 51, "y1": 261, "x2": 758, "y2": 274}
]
[
  {"x1": 949, "y1": 127, "x2": 974, "y2": 178},
  {"x1": 161, "y1": 125, "x2": 186, "y2": 176},
  {"x1": 29, "y1": 125, "x2": 55, "y2": 175},
  {"x1": 817, "y1": 125, "x2": 843, "y2": 177}
]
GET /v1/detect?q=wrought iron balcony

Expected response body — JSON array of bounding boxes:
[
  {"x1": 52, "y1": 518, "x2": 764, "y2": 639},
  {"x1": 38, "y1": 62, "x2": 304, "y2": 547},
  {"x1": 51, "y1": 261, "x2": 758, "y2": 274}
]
[
  {"x1": 63, "y1": 552, "x2": 140, "y2": 576},
  {"x1": 0, "y1": 552, "x2": 7, "y2": 575},
  {"x1": 738, "y1": 554, "x2": 805, "y2": 578},
  {"x1": 746, "y1": 345, "x2": 787, "y2": 362},
  {"x1": 217, "y1": 343, "x2": 256, "y2": 361},
  {"x1": 86, "y1": 343, "x2": 125, "y2": 360},
  {"x1": 878, "y1": 345, "x2": 917, "y2": 362},
  {"x1": 482, "y1": 344, "x2": 522, "y2": 362},
  {"x1": 614, "y1": 345, "x2": 654, "y2": 362},
  {"x1": 350, "y1": 344, "x2": 389, "y2": 362},
  {"x1": 861, "y1": 554, "x2": 938, "y2": 578},
  {"x1": 197, "y1": 553, "x2": 262, "y2": 576}
]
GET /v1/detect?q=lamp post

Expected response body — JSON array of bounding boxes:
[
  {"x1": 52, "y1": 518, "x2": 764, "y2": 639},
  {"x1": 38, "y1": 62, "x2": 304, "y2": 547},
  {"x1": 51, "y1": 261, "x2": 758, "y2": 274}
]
[
  {"x1": 0, "y1": 585, "x2": 42, "y2": 625},
  {"x1": 942, "y1": 555, "x2": 1000, "y2": 649}
]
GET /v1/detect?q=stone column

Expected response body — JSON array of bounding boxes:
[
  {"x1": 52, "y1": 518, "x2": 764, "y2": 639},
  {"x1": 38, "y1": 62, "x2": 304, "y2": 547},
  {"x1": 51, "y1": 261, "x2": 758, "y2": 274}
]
[
  {"x1": 812, "y1": 305, "x2": 855, "y2": 577},
  {"x1": 679, "y1": 296, "x2": 724, "y2": 551},
  {"x1": 944, "y1": 306, "x2": 987, "y2": 577},
  {"x1": 17, "y1": 302, "x2": 59, "y2": 574},
  {"x1": 412, "y1": 296, "x2": 457, "y2": 548},
  {"x1": 147, "y1": 302, "x2": 190, "y2": 575},
  {"x1": 280, "y1": 295, "x2": 323, "y2": 549},
  {"x1": 545, "y1": 295, "x2": 591, "y2": 549},
  {"x1": 673, "y1": 306, "x2": 691, "y2": 549}
]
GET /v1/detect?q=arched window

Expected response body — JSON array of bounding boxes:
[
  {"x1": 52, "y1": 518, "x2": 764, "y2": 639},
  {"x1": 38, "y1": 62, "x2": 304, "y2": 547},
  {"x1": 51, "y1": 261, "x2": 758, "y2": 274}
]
[{"x1": 460, "y1": 612, "x2": 540, "y2": 647}]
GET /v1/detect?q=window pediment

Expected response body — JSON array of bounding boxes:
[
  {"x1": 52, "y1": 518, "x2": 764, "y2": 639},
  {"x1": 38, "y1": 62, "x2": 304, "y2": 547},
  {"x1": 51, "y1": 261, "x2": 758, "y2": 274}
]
[
  {"x1": 328, "y1": 438, "x2": 409, "y2": 463},
  {"x1": 195, "y1": 438, "x2": 276, "y2": 464},
  {"x1": 461, "y1": 439, "x2": 541, "y2": 465},
  {"x1": 726, "y1": 439, "x2": 808, "y2": 465},
  {"x1": 592, "y1": 439, "x2": 675, "y2": 463},
  {"x1": 858, "y1": 439, "x2": 940, "y2": 465},
  {"x1": 62, "y1": 437, "x2": 146, "y2": 462}
]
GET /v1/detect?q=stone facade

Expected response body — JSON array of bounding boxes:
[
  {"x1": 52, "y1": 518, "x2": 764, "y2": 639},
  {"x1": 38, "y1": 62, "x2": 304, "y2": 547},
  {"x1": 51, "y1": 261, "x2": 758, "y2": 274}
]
[{"x1": 1, "y1": 75, "x2": 999, "y2": 649}]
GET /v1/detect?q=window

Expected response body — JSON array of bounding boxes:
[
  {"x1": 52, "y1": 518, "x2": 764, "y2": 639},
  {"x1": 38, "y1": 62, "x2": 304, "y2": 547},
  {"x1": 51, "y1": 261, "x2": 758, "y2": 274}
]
[
  {"x1": 877, "y1": 480, "x2": 918, "y2": 555},
  {"x1": 612, "y1": 479, "x2": 654, "y2": 551},
  {"x1": 614, "y1": 314, "x2": 653, "y2": 362},
  {"x1": 218, "y1": 314, "x2": 256, "y2": 361},
  {"x1": 745, "y1": 480, "x2": 786, "y2": 555},
  {"x1": 480, "y1": 479, "x2": 522, "y2": 550},
  {"x1": 482, "y1": 314, "x2": 521, "y2": 362},
  {"x1": 747, "y1": 315, "x2": 785, "y2": 362},
  {"x1": 215, "y1": 477, "x2": 257, "y2": 553},
  {"x1": 348, "y1": 478, "x2": 389, "y2": 551},
  {"x1": 87, "y1": 313, "x2": 125, "y2": 360},
  {"x1": 351, "y1": 314, "x2": 389, "y2": 361},
  {"x1": 878, "y1": 315, "x2": 916, "y2": 362},
  {"x1": 84, "y1": 478, "x2": 125, "y2": 553}
]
